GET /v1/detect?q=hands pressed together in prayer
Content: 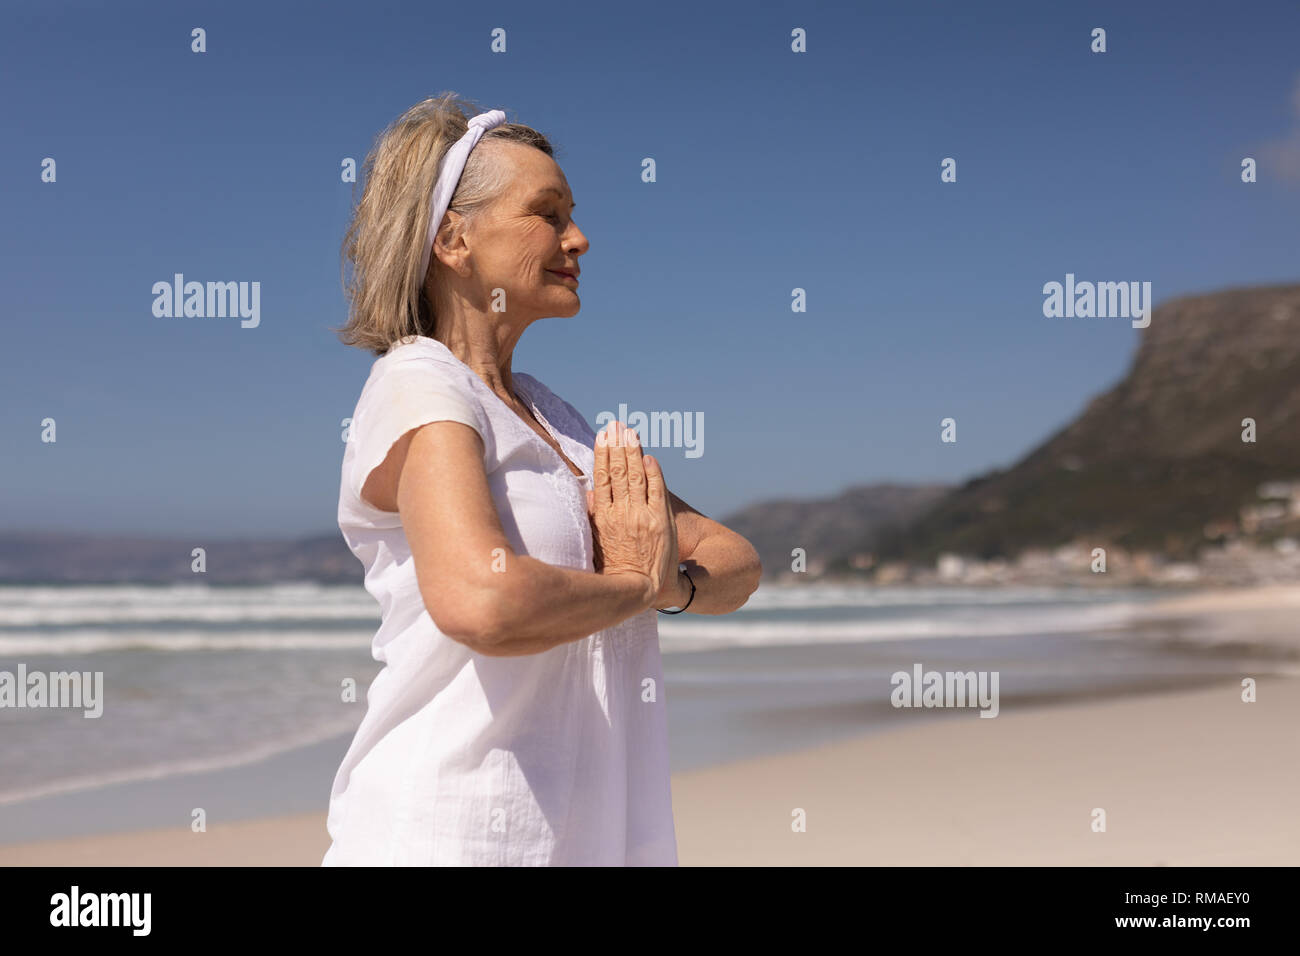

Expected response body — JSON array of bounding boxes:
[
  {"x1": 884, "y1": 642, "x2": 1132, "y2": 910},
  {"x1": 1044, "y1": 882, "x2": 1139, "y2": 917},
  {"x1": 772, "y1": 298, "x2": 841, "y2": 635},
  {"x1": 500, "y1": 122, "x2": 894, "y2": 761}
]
[{"x1": 584, "y1": 420, "x2": 688, "y2": 611}]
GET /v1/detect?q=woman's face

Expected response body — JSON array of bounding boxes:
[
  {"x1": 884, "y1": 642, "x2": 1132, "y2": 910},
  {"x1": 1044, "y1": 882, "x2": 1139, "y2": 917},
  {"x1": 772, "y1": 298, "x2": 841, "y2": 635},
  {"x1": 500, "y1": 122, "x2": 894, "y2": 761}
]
[{"x1": 459, "y1": 142, "x2": 588, "y2": 319}]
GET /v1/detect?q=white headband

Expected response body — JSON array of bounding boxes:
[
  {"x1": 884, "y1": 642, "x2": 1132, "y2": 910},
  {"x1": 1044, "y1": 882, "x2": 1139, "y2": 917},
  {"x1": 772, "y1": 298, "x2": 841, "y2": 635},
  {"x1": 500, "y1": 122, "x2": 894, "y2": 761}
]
[{"x1": 418, "y1": 108, "x2": 508, "y2": 283}]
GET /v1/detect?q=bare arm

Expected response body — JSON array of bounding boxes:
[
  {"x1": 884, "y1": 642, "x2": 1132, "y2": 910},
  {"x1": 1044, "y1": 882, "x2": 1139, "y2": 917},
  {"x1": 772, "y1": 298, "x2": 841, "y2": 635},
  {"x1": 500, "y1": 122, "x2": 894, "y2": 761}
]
[
  {"x1": 364, "y1": 420, "x2": 656, "y2": 657},
  {"x1": 662, "y1": 491, "x2": 763, "y2": 615}
]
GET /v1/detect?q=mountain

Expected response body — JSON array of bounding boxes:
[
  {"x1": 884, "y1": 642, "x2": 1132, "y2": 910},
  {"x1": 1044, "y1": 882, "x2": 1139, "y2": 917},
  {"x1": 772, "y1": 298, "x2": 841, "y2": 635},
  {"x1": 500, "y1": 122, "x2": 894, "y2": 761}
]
[
  {"x1": 719, "y1": 483, "x2": 951, "y2": 579},
  {"x1": 0, "y1": 532, "x2": 358, "y2": 585},
  {"x1": 859, "y1": 283, "x2": 1300, "y2": 566}
]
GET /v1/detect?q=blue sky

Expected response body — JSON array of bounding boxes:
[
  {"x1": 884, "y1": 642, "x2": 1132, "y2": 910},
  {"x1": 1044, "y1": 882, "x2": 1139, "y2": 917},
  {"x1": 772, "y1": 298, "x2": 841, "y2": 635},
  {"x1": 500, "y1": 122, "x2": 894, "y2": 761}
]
[{"x1": 3, "y1": 0, "x2": 1298, "y2": 537}]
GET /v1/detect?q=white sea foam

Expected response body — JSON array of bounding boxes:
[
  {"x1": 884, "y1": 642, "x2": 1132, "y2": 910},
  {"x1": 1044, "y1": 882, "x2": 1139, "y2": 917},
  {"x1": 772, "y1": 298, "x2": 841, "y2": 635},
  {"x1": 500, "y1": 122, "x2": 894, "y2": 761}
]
[
  {"x1": 0, "y1": 602, "x2": 379, "y2": 626},
  {"x1": 0, "y1": 629, "x2": 375, "y2": 655},
  {"x1": 0, "y1": 583, "x2": 374, "y2": 622},
  {"x1": 0, "y1": 583, "x2": 1153, "y2": 653},
  {"x1": 0, "y1": 608, "x2": 1141, "y2": 655},
  {"x1": 740, "y1": 584, "x2": 1154, "y2": 611},
  {"x1": 0, "y1": 582, "x2": 1142, "y2": 613},
  {"x1": 656, "y1": 602, "x2": 1143, "y2": 650},
  {"x1": 0, "y1": 714, "x2": 360, "y2": 807},
  {"x1": 0, "y1": 581, "x2": 359, "y2": 606}
]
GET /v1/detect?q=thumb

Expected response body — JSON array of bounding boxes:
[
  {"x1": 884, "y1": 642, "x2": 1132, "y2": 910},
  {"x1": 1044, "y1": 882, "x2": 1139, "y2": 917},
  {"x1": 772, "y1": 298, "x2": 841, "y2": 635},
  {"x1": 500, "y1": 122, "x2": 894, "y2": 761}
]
[{"x1": 586, "y1": 489, "x2": 594, "y2": 515}]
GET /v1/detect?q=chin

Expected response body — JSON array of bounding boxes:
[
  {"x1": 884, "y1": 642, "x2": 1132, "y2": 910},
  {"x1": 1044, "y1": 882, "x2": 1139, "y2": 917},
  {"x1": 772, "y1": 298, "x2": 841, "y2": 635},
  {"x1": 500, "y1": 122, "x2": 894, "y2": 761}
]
[{"x1": 552, "y1": 294, "x2": 581, "y2": 316}]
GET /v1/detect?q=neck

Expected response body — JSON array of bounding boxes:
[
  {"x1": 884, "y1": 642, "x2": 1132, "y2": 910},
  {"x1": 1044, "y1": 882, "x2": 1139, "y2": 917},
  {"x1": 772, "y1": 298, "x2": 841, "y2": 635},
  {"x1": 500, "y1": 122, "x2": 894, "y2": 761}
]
[
  {"x1": 428, "y1": 267, "x2": 539, "y2": 403},
  {"x1": 434, "y1": 311, "x2": 532, "y2": 403}
]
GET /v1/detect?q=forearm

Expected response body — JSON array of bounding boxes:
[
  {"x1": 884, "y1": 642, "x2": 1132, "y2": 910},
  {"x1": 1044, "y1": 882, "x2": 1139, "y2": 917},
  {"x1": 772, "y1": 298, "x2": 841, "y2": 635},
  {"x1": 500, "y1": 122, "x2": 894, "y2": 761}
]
[
  {"x1": 676, "y1": 533, "x2": 762, "y2": 615},
  {"x1": 477, "y1": 555, "x2": 653, "y2": 656}
]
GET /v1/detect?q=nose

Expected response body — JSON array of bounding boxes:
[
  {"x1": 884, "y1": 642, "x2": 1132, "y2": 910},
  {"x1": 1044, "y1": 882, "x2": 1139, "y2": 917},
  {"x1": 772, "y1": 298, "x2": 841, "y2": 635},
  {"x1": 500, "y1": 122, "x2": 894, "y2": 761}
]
[{"x1": 563, "y1": 219, "x2": 589, "y2": 257}]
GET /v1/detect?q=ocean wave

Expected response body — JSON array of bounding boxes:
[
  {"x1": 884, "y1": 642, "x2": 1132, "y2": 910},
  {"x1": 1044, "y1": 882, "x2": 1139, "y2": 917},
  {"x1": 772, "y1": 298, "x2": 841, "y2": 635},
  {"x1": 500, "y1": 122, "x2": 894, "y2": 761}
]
[
  {"x1": 0, "y1": 602, "x2": 380, "y2": 626},
  {"x1": 0, "y1": 582, "x2": 1148, "y2": 615},
  {"x1": 741, "y1": 584, "x2": 1155, "y2": 611},
  {"x1": 666, "y1": 665, "x2": 889, "y2": 684},
  {"x1": 0, "y1": 603, "x2": 1149, "y2": 655},
  {"x1": 656, "y1": 602, "x2": 1142, "y2": 649},
  {"x1": 0, "y1": 715, "x2": 360, "y2": 808},
  {"x1": 0, "y1": 582, "x2": 367, "y2": 607},
  {"x1": 0, "y1": 629, "x2": 375, "y2": 655}
]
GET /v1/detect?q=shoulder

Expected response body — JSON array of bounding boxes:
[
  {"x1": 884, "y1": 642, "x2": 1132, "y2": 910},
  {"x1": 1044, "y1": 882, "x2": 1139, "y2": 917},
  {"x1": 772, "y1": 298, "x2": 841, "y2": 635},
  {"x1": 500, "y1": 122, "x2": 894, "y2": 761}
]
[
  {"x1": 361, "y1": 339, "x2": 483, "y2": 408},
  {"x1": 350, "y1": 337, "x2": 493, "y2": 454},
  {"x1": 343, "y1": 339, "x2": 497, "y2": 510},
  {"x1": 375, "y1": 336, "x2": 469, "y2": 379}
]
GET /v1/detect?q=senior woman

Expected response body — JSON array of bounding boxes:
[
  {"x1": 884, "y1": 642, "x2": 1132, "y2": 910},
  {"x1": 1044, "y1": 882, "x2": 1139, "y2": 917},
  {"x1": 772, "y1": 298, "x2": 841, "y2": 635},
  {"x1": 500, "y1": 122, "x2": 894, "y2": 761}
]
[{"x1": 323, "y1": 93, "x2": 762, "y2": 866}]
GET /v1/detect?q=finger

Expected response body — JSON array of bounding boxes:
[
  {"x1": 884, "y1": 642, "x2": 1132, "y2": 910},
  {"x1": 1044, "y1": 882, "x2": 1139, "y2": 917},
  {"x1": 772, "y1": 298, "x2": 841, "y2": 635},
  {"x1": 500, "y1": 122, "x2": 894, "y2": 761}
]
[
  {"x1": 644, "y1": 453, "x2": 666, "y2": 509},
  {"x1": 608, "y1": 422, "x2": 630, "y2": 510},
  {"x1": 625, "y1": 429, "x2": 647, "y2": 504},
  {"x1": 593, "y1": 420, "x2": 615, "y2": 508}
]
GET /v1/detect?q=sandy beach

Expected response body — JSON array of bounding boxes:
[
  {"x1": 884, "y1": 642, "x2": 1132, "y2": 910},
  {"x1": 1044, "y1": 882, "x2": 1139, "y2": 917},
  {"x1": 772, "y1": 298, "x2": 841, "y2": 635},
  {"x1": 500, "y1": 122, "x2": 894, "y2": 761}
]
[{"x1": 3, "y1": 672, "x2": 1294, "y2": 866}]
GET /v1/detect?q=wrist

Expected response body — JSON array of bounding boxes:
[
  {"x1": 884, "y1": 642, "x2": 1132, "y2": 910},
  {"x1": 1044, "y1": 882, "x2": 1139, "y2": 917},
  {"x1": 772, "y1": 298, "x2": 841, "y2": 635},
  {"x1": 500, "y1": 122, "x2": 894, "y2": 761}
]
[
  {"x1": 613, "y1": 570, "x2": 657, "y2": 610},
  {"x1": 671, "y1": 569, "x2": 691, "y2": 607},
  {"x1": 656, "y1": 565, "x2": 695, "y2": 613}
]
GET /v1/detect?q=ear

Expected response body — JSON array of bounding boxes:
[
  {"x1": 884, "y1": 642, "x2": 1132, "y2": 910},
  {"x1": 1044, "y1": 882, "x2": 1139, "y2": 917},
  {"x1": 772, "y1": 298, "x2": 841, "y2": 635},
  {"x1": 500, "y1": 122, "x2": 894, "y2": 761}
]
[{"x1": 431, "y1": 210, "x2": 473, "y2": 277}]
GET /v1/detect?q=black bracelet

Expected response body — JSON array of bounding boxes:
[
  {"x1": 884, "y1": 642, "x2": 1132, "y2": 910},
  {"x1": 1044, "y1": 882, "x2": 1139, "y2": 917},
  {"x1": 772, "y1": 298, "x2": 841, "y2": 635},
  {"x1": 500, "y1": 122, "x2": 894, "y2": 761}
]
[{"x1": 657, "y1": 566, "x2": 695, "y2": 614}]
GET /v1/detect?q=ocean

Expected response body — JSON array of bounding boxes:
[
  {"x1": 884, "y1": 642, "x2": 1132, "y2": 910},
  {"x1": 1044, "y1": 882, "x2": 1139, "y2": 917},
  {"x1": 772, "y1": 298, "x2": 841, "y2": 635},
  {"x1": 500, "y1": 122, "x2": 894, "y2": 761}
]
[{"x1": 0, "y1": 581, "x2": 1280, "y2": 843}]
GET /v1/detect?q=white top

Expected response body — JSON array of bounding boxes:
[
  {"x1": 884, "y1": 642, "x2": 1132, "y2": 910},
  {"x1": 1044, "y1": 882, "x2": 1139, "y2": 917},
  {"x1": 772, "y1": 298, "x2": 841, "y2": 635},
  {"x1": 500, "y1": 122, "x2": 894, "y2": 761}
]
[{"x1": 321, "y1": 335, "x2": 678, "y2": 866}]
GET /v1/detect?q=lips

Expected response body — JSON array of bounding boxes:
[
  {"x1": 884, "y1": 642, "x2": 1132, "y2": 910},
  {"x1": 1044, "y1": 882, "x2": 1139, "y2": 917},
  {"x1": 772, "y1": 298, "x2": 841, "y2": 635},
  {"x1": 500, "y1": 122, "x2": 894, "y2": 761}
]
[{"x1": 548, "y1": 270, "x2": 579, "y2": 282}]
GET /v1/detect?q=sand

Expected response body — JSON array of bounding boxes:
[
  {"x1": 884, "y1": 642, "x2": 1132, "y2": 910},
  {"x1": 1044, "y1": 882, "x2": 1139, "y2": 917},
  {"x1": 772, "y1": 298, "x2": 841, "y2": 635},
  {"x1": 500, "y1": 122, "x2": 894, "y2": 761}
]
[{"x1": 3, "y1": 673, "x2": 1295, "y2": 866}]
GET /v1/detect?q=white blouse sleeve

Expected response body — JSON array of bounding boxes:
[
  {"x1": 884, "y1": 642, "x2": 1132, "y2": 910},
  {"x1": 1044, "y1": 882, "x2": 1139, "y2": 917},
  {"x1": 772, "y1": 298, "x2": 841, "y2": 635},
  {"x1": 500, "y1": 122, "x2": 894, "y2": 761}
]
[{"x1": 346, "y1": 361, "x2": 487, "y2": 506}]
